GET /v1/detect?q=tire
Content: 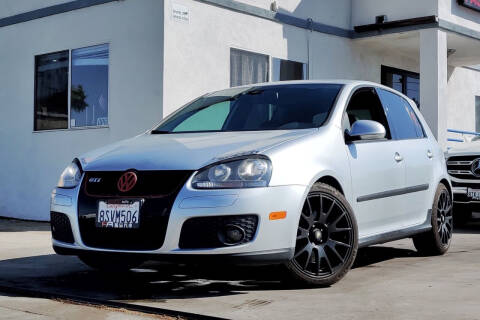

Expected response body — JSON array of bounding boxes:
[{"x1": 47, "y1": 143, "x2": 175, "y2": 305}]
[
  {"x1": 412, "y1": 183, "x2": 453, "y2": 256},
  {"x1": 286, "y1": 183, "x2": 358, "y2": 286},
  {"x1": 452, "y1": 204, "x2": 472, "y2": 227},
  {"x1": 78, "y1": 254, "x2": 144, "y2": 272}
]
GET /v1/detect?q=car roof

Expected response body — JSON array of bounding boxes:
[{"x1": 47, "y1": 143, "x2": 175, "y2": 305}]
[{"x1": 227, "y1": 80, "x2": 415, "y2": 106}]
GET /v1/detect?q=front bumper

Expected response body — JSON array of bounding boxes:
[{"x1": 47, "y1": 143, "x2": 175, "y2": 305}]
[{"x1": 50, "y1": 180, "x2": 308, "y2": 264}]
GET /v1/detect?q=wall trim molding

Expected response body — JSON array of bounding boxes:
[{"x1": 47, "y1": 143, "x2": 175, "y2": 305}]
[{"x1": 0, "y1": 0, "x2": 119, "y2": 28}]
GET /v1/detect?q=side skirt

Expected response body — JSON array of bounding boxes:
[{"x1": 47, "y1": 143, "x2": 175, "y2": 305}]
[{"x1": 358, "y1": 210, "x2": 432, "y2": 248}]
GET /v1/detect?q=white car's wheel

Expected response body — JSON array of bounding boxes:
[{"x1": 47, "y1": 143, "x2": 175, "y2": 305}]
[
  {"x1": 286, "y1": 183, "x2": 358, "y2": 286},
  {"x1": 413, "y1": 183, "x2": 453, "y2": 255}
]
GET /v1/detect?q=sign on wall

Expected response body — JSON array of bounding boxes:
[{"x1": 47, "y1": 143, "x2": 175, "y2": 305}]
[
  {"x1": 458, "y1": 0, "x2": 480, "y2": 12},
  {"x1": 172, "y1": 2, "x2": 190, "y2": 23}
]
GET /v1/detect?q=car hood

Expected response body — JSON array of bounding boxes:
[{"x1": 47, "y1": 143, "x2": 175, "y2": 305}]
[
  {"x1": 446, "y1": 142, "x2": 480, "y2": 157},
  {"x1": 79, "y1": 130, "x2": 316, "y2": 171}
]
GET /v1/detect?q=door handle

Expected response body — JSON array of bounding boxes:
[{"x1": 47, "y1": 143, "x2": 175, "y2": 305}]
[
  {"x1": 394, "y1": 152, "x2": 403, "y2": 162},
  {"x1": 427, "y1": 150, "x2": 433, "y2": 159}
]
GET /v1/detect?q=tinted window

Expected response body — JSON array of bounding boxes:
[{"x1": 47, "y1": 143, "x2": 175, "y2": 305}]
[
  {"x1": 344, "y1": 88, "x2": 391, "y2": 139},
  {"x1": 34, "y1": 51, "x2": 69, "y2": 130},
  {"x1": 377, "y1": 89, "x2": 425, "y2": 140},
  {"x1": 153, "y1": 84, "x2": 342, "y2": 133},
  {"x1": 272, "y1": 58, "x2": 307, "y2": 81}
]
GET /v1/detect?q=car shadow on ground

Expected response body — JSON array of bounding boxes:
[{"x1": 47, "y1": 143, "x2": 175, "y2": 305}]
[{"x1": 0, "y1": 245, "x2": 420, "y2": 302}]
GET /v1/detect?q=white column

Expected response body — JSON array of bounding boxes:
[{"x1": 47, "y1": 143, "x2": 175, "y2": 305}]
[{"x1": 420, "y1": 29, "x2": 448, "y2": 149}]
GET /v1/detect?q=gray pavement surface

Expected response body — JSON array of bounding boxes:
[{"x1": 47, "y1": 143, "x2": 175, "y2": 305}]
[{"x1": 1, "y1": 217, "x2": 480, "y2": 319}]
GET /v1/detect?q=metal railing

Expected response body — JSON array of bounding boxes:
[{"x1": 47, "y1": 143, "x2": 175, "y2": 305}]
[{"x1": 447, "y1": 129, "x2": 480, "y2": 143}]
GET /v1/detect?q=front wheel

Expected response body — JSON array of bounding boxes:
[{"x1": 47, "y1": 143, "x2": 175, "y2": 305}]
[
  {"x1": 412, "y1": 183, "x2": 453, "y2": 255},
  {"x1": 286, "y1": 183, "x2": 358, "y2": 286}
]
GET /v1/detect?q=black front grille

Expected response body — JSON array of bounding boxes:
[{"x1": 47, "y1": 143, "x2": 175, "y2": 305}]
[
  {"x1": 84, "y1": 170, "x2": 192, "y2": 197},
  {"x1": 447, "y1": 155, "x2": 480, "y2": 180},
  {"x1": 78, "y1": 170, "x2": 193, "y2": 250},
  {"x1": 51, "y1": 212, "x2": 74, "y2": 243},
  {"x1": 179, "y1": 215, "x2": 258, "y2": 249}
]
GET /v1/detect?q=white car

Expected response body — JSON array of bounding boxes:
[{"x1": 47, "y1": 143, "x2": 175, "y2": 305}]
[
  {"x1": 445, "y1": 142, "x2": 480, "y2": 225},
  {"x1": 51, "y1": 80, "x2": 452, "y2": 286}
]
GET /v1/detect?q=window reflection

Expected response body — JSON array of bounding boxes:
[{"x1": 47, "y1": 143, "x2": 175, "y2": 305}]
[{"x1": 70, "y1": 44, "x2": 109, "y2": 127}]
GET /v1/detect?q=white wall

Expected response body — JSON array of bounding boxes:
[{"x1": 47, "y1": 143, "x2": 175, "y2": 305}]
[
  {"x1": 233, "y1": 0, "x2": 352, "y2": 29},
  {"x1": 0, "y1": 0, "x2": 164, "y2": 220},
  {"x1": 352, "y1": 0, "x2": 437, "y2": 26},
  {"x1": 446, "y1": 67, "x2": 480, "y2": 143}
]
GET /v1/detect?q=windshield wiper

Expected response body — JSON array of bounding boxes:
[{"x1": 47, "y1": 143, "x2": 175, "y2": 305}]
[{"x1": 150, "y1": 130, "x2": 171, "y2": 134}]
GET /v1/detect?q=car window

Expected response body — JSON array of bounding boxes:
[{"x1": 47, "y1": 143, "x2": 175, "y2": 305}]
[
  {"x1": 344, "y1": 87, "x2": 392, "y2": 139},
  {"x1": 377, "y1": 89, "x2": 425, "y2": 140}
]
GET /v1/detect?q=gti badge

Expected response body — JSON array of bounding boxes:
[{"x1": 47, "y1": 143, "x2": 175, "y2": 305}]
[
  {"x1": 88, "y1": 177, "x2": 102, "y2": 183},
  {"x1": 471, "y1": 158, "x2": 480, "y2": 177}
]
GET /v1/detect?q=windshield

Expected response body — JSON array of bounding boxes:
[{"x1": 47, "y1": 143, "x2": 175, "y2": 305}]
[{"x1": 152, "y1": 84, "x2": 343, "y2": 133}]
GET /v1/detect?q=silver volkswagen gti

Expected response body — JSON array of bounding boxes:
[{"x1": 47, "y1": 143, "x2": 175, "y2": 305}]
[{"x1": 51, "y1": 81, "x2": 452, "y2": 286}]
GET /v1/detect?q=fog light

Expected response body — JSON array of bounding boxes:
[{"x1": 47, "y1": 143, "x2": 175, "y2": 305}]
[{"x1": 218, "y1": 224, "x2": 246, "y2": 245}]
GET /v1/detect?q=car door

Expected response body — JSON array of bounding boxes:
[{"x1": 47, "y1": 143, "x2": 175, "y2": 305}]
[
  {"x1": 377, "y1": 88, "x2": 433, "y2": 227},
  {"x1": 344, "y1": 87, "x2": 407, "y2": 238}
]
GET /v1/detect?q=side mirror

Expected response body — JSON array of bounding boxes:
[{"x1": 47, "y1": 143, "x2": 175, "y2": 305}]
[{"x1": 346, "y1": 120, "x2": 386, "y2": 141}]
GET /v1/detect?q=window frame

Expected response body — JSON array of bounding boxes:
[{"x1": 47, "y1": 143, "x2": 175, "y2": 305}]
[
  {"x1": 376, "y1": 88, "x2": 427, "y2": 141},
  {"x1": 33, "y1": 43, "x2": 110, "y2": 132}
]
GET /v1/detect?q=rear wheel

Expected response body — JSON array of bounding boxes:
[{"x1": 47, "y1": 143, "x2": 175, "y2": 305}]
[
  {"x1": 412, "y1": 183, "x2": 452, "y2": 255},
  {"x1": 78, "y1": 254, "x2": 144, "y2": 272},
  {"x1": 286, "y1": 183, "x2": 358, "y2": 286}
]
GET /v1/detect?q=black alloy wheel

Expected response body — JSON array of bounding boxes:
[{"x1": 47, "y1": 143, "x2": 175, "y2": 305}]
[
  {"x1": 436, "y1": 189, "x2": 453, "y2": 246},
  {"x1": 413, "y1": 183, "x2": 453, "y2": 255},
  {"x1": 286, "y1": 183, "x2": 358, "y2": 286}
]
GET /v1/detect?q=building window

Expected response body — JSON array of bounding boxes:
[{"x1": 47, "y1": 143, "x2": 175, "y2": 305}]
[
  {"x1": 272, "y1": 58, "x2": 307, "y2": 81},
  {"x1": 71, "y1": 44, "x2": 109, "y2": 127},
  {"x1": 381, "y1": 65, "x2": 420, "y2": 108},
  {"x1": 34, "y1": 51, "x2": 69, "y2": 131},
  {"x1": 34, "y1": 44, "x2": 109, "y2": 131},
  {"x1": 230, "y1": 48, "x2": 269, "y2": 87}
]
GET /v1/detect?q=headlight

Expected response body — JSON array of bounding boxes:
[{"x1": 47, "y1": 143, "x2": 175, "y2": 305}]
[
  {"x1": 192, "y1": 156, "x2": 272, "y2": 189},
  {"x1": 57, "y1": 161, "x2": 82, "y2": 188}
]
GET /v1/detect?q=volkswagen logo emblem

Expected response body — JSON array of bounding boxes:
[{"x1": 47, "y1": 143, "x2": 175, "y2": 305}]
[
  {"x1": 117, "y1": 171, "x2": 137, "y2": 192},
  {"x1": 471, "y1": 159, "x2": 480, "y2": 177}
]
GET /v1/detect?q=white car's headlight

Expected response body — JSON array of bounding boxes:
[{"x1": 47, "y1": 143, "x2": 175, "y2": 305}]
[
  {"x1": 192, "y1": 157, "x2": 272, "y2": 189},
  {"x1": 57, "y1": 161, "x2": 82, "y2": 188}
]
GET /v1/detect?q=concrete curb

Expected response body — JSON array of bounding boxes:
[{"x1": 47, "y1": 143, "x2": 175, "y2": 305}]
[{"x1": 0, "y1": 284, "x2": 228, "y2": 320}]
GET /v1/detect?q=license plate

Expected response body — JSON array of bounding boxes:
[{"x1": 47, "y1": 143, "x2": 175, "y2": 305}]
[
  {"x1": 467, "y1": 188, "x2": 480, "y2": 201},
  {"x1": 96, "y1": 200, "x2": 141, "y2": 229}
]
